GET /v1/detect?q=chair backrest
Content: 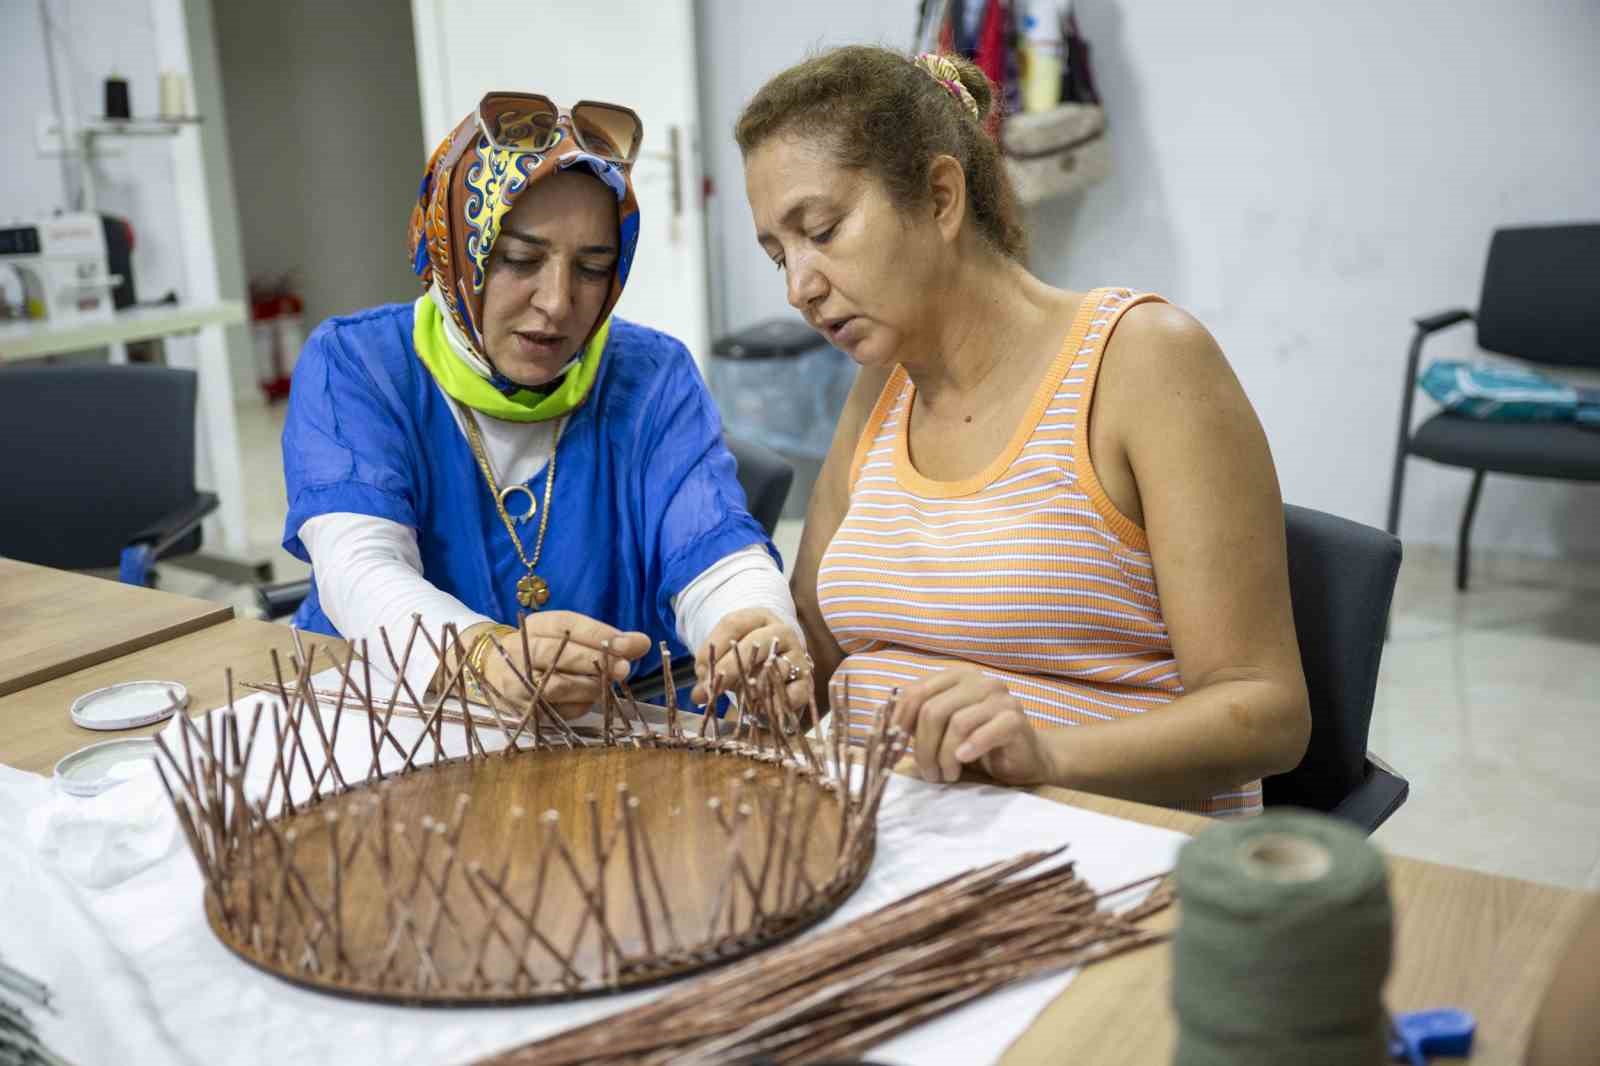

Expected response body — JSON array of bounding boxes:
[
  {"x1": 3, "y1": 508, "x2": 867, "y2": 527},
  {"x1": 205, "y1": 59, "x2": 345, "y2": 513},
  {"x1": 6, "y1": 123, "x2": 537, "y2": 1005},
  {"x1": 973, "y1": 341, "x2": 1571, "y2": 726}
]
[
  {"x1": 1264, "y1": 505, "x2": 1403, "y2": 812},
  {"x1": 725, "y1": 434, "x2": 795, "y2": 537},
  {"x1": 1477, "y1": 223, "x2": 1600, "y2": 370},
  {"x1": 0, "y1": 364, "x2": 201, "y2": 569}
]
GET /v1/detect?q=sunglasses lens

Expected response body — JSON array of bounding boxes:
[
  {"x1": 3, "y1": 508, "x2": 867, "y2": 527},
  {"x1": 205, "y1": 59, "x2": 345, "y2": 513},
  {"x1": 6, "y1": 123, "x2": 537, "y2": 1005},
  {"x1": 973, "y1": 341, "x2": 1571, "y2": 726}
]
[
  {"x1": 481, "y1": 96, "x2": 559, "y2": 152},
  {"x1": 571, "y1": 102, "x2": 642, "y2": 163}
]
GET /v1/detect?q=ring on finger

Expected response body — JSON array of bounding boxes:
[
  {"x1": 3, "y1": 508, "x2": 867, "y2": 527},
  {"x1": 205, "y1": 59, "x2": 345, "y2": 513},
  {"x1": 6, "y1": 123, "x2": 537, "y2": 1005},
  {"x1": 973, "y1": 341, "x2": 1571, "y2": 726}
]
[{"x1": 775, "y1": 652, "x2": 808, "y2": 683}]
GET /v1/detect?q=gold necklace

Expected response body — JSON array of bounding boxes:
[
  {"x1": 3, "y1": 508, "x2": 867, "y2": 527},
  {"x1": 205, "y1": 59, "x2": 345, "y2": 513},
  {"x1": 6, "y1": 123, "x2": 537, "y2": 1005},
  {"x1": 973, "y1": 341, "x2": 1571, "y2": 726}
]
[{"x1": 459, "y1": 405, "x2": 562, "y2": 610}]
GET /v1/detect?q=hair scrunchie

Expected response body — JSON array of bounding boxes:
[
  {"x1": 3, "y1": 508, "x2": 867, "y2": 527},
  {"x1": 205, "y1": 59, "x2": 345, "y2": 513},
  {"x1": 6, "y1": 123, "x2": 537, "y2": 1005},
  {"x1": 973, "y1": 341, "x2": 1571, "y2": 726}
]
[{"x1": 912, "y1": 52, "x2": 982, "y2": 121}]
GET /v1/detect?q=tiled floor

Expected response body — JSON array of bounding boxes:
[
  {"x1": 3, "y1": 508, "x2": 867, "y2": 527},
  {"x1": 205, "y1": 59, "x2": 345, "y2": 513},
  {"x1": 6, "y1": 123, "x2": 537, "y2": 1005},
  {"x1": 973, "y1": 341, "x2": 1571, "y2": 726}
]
[
  {"x1": 1370, "y1": 547, "x2": 1600, "y2": 889},
  {"x1": 166, "y1": 399, "x2": 1600, "y2": 889}
]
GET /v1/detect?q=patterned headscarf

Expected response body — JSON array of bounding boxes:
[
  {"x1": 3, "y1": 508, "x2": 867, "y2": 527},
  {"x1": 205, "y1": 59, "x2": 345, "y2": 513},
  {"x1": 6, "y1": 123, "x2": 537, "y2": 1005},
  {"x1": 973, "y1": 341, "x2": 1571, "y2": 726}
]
[{"x1": 406, "y1": 105, "x2": 641, "y2": 364}]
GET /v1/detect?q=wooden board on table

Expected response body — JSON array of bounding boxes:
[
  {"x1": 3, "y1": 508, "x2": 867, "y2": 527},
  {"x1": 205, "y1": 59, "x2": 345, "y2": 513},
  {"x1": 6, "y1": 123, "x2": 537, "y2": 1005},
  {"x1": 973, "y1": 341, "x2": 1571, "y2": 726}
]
[
  {"x1": 0, "y1": 559, "x2": 234, "y2": 697},
  {"x1": 0, "y1": 616, "x2": 341, "y2": 775}
]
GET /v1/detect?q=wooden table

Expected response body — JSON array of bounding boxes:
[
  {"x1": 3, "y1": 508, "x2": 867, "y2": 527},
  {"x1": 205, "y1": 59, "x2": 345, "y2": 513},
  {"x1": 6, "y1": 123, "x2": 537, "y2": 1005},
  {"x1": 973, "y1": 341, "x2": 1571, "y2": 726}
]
[
  {"x1": 0, "y1": 616, "x2": 342, "y2": 775},
  {"x1": 0, "y1": 605, "x2": 1587, "y2": 1065},
  {"x1": 0, "y1": 559, "x2": 234, "y2": 697}
]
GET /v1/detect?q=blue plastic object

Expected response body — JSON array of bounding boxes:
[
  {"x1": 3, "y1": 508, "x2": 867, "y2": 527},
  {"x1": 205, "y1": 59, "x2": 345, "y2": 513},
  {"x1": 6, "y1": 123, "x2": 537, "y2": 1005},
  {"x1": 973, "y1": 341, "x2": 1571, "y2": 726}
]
[
  {"x1": 118, "y1": 544, "x2": 155, "y2": 587},
  {"x1": 1390, "y1": 1008, "x2": 1476, "y2": 1063}
]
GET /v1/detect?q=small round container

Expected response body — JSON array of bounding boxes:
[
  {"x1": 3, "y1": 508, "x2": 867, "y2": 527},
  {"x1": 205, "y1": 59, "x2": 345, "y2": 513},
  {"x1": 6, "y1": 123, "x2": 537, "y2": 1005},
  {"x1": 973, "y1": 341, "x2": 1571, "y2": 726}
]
[
  {"x1": 69, "y1": 680, "x2": 187, "y2": 731},
  {"x1": 53, "y1": 737, "x2": 160, "y2": 797}
]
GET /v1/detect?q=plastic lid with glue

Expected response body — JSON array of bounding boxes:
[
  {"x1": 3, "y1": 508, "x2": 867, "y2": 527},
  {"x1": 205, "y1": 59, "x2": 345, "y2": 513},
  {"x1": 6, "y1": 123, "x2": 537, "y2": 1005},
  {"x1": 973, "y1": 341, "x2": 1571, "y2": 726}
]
[
  {"x1": 69, "y1": 680, "x2": 187, "y2": 731},
  {"x1": 53, "y1": 737, "x2": 160, "y2": 797}
]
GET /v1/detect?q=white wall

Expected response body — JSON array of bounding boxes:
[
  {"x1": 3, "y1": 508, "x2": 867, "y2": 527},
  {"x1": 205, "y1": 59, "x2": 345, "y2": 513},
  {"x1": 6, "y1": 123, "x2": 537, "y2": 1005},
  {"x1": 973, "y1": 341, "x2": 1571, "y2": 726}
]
[
  {"x1": 213, "y1": 0, "x2": 424, "y2": 336},
  {"x1": 697, "y1": 0, "x2": 1600, "y2": 560},
  {"x1": 697, "y1": 0, "x2": 920, "y2": 340}
]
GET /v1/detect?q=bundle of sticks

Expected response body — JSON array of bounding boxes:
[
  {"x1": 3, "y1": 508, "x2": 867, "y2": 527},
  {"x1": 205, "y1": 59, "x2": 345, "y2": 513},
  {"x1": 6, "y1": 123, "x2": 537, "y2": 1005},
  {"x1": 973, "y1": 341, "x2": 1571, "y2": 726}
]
[{"x1": 480, "y1": 849, "x2": 1174, "y2": 1065}]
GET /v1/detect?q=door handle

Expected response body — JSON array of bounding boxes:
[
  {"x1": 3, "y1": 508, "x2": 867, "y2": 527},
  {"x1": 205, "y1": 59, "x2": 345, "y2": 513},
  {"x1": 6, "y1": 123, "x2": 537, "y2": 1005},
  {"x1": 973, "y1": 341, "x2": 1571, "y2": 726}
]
[{"x1": 638, "y1": 125, "x2": 684, "y2": 238}]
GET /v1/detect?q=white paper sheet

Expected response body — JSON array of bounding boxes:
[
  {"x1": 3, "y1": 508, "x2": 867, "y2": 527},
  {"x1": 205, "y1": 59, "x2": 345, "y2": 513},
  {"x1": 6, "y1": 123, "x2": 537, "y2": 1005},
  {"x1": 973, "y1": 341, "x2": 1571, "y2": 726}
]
[{"x1": 2, "y1": 681, "x2": 1187, "y2": 1065}]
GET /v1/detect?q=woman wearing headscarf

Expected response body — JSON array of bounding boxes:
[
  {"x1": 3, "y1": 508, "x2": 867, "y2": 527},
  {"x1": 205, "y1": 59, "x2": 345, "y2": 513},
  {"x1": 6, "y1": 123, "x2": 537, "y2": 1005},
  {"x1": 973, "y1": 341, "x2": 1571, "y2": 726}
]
[{"x1": 281, "y1": 92, "x2": 806, "y2": 716}]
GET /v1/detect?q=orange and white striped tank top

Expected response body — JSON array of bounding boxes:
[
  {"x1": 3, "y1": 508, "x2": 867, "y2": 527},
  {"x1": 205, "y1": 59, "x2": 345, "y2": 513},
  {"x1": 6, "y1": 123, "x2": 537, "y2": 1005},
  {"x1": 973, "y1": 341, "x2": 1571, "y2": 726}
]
[{"x1": 818, "y1": 288, "x2": 1262, "y2": 818}]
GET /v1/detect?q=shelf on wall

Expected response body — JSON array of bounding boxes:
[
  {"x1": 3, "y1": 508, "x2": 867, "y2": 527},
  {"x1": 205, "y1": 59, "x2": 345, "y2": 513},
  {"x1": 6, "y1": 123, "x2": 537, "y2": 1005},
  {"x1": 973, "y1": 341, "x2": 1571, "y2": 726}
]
[{"x1": 84, "y1": 116, "x2": 204, "y2": 137}]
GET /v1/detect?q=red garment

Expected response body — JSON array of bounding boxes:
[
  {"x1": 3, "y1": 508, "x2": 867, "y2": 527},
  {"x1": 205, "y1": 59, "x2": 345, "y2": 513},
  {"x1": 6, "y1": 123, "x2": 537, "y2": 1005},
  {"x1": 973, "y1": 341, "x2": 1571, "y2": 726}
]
[{"x1": 975, "y1": 0, "x2": 1007, "y2": 134}]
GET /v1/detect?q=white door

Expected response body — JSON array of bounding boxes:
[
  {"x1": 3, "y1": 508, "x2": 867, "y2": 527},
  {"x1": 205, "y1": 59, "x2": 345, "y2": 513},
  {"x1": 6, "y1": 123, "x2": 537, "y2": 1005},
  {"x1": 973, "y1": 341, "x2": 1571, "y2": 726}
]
[{"x1": 409, "y1": 0, "x2": 710, "y2": 365}]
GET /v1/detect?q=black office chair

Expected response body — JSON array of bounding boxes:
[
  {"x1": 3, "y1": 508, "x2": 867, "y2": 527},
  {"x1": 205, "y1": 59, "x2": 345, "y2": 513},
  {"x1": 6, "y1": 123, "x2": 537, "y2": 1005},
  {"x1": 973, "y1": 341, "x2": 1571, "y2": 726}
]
[
  {"x1": 255, "y1": 433, "x2": 795, "y2": 621},
  {"x1": 0, "y1": 365, "x2": 218, "y2": 586},
  {"x1": 1265, "y1": 504, "x2": 1408, "y2": 833},
  {"x1": 1387, "y1": 223, "x2": 1600, "y2": 591}
]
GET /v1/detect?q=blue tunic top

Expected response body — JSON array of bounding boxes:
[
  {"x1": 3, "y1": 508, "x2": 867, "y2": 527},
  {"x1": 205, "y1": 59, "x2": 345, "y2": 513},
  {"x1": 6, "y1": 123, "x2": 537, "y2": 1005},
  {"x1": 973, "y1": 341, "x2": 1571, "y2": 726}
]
[{"x1": 280, "y1": 302, "x2": 775, "y2": 678}]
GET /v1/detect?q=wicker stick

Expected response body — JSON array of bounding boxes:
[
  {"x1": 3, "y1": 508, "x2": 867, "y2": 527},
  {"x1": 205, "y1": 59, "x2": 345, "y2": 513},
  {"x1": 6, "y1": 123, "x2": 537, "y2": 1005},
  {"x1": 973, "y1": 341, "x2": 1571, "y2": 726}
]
[
  {"x1": 370, "y1": 622, "x2": 427, "y2": 775},
  {"x1": 658, "y1": 641, "x2": 679, "y2": 738},
  {"x1": 153, "y1": 757, "x2": 227, "y2": 923},
  {"x1": 441, "y1": 625, "x2": 486, "y2": 760},
  {"x1": 698, "y1": 642, "x2": 721, "y2": 741},
  {"x1": 457, "y1": 804, "x2": 534, "y2": 991},
  {"x1": 527, "y1": 630, "x2": 585, "y2": 748},
  {"x1": 304, "y1": 642, "x2": 353, "y2": 797},
  {"x1": 357, "y1": 640, "x2": 380, "y2": 778},
  {"x1": 413, "y1": 795, "x2": 475, "y2": 976},
  {"x1": 410, "y1": 623, "x2": 456, "y2": 761},
  {"x1": 330, "y1": 638, "x2": 423, "y2": 774},
  {"x1": 785, "y1": 778, "x2": 823, "y2": 909},
  {"x1": 709, "y1": 796, "x2": 764, "y2": 923},
  {"x1": 615, "y1": 681, "x2": 657, "y2": 748},
  {"x1": 768, "y1": 765, "x2": 799, "y2": 916},
  {"x1": 471, "y1": 864, "x2": 583, "y2": 988},
  {"x1": 269, "y1": 650, "x2": 323, "y2": 801},
  {"x1": 631, "y1": 799, "x2": 682, "y2": 953},
  {"x1": 618, "y1": 792, "x2": 657, "y2": 957},
  {"x1": 264, "y1": 703, "x2": 292, "y2": 818},
  {"x1": 490, "y1": 630, "x2": 583, "y2": 748},
  {"x1": 701, "y1": 797, "x2": 747, "y2": 940},
  {"x1": 586, "y1": 793, "x2": 613, "y2": 982}
]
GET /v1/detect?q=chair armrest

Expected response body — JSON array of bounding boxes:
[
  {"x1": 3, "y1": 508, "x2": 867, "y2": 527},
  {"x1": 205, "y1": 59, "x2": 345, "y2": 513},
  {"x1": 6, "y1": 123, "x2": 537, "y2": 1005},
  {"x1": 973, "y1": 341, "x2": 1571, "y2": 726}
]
[
  {"x1": 1395, "y1": 309, "x2": 1477, "y2": 463},
  {"x1": 1412, "y1": 308, "x2": 1472, "y2": 334},
  {"x1": 256, "y1": 578, "x2": 313, "y2": 621},
  {"x1": 127, "y1": 492, "x2": 219, "y2": 557},
  {"x1": 1329, "y1": 756, "x2": 1410, "y2": 834}
]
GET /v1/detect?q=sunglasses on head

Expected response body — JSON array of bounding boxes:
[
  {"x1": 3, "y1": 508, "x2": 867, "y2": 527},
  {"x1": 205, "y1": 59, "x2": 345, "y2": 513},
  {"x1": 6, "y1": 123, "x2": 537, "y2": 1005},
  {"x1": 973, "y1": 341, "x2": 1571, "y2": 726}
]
[{"x1": 476, "y1": 92, "x2": 644, "y2": 167}]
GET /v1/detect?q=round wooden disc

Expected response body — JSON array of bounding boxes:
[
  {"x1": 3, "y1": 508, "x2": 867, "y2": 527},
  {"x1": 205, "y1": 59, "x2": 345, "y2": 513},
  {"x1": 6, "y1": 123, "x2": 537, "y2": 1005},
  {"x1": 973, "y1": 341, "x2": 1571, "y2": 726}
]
[{"x1": 206, "y1": 743, "x2": 872, "y2": 1004}]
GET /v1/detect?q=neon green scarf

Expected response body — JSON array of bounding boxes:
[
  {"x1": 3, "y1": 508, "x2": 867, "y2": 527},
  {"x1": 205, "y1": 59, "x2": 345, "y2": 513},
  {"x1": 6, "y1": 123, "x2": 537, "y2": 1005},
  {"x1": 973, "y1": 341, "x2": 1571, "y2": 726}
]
[{"x1": 412, "y1": 295, "x2": 609, "y2": 422}]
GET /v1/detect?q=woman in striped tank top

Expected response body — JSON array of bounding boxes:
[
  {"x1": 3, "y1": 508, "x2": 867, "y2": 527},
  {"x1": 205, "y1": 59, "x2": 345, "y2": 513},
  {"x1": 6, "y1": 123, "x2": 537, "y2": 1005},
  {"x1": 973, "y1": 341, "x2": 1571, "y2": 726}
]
[{"x1": 728, "y1": 48, "x2": 1310, "y2": 817}]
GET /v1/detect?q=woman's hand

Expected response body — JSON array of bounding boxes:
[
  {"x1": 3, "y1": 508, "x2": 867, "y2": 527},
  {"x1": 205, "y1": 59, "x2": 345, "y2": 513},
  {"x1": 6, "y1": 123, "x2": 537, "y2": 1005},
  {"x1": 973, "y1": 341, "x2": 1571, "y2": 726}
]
[
  {"x1": 692, "y1": 608, "x2": 812, "y2": 712},
  {"x1": 474, "y1": 611, "x2": 650, "y2": 721},
  {"x1": 891, "y1": 667, "x2": 1056, "y2": 787}
]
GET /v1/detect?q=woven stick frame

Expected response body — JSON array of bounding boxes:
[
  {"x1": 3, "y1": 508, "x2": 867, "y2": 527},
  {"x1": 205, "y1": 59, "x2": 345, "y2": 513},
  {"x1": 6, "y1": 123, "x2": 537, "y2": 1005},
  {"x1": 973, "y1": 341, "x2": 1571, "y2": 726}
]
[{"x1": 155, "y1": 617, "x2": 906, "y2": 1005}]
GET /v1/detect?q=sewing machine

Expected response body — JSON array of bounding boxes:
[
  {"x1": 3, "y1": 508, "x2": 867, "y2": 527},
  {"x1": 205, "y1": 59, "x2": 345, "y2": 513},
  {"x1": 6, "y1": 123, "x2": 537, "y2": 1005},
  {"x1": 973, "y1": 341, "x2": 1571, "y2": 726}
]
[{"x1": 0, "y1": 212, "x2": 123, "y2": 325}]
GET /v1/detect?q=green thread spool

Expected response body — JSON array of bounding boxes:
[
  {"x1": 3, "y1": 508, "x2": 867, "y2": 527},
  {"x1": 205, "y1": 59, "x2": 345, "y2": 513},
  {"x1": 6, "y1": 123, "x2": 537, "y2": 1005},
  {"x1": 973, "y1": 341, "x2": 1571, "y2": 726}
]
[{"x1": 1172, "y1": 810, "x2": 1392, "y2": 1066}]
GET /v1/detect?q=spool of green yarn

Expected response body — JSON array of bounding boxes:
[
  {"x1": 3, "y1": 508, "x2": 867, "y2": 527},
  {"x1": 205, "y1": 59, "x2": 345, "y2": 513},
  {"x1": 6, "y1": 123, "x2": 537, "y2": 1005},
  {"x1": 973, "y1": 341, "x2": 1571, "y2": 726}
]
[{"x1": 1172, "y1": 810, "x2": 1393, "y2": 1066}]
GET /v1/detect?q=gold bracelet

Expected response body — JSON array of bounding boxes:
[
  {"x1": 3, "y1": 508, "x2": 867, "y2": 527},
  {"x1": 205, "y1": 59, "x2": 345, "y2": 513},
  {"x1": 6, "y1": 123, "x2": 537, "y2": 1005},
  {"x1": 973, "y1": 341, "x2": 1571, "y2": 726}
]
[{"x1": 465, "y1": 624, "x2": 517, "y2": 702}]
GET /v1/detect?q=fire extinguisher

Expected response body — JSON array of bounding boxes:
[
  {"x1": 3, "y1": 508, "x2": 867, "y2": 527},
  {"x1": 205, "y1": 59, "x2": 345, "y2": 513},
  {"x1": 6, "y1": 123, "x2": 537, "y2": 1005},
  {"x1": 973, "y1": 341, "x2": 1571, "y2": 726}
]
[{"x1": 250, "y1": 275, "x2": 305, "y2": 402}]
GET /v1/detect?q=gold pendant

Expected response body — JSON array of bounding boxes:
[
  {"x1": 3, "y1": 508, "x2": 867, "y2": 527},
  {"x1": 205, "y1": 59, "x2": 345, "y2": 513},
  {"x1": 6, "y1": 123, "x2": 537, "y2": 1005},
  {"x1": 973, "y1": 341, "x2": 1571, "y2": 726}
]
[{"x1": 517, "y1": 573, "x2": 550, "y2": 610}]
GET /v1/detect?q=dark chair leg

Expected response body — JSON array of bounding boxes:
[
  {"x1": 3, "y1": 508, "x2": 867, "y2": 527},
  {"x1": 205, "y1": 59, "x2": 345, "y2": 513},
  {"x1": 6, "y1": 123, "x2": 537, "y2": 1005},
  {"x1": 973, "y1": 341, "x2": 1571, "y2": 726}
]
[
  {"x1": 1456, "y1": 470, "x2": 1485, "y2": 591},
  {"x1": 1386, "y1": 449, "x2": 1407, "y2": 536}
]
